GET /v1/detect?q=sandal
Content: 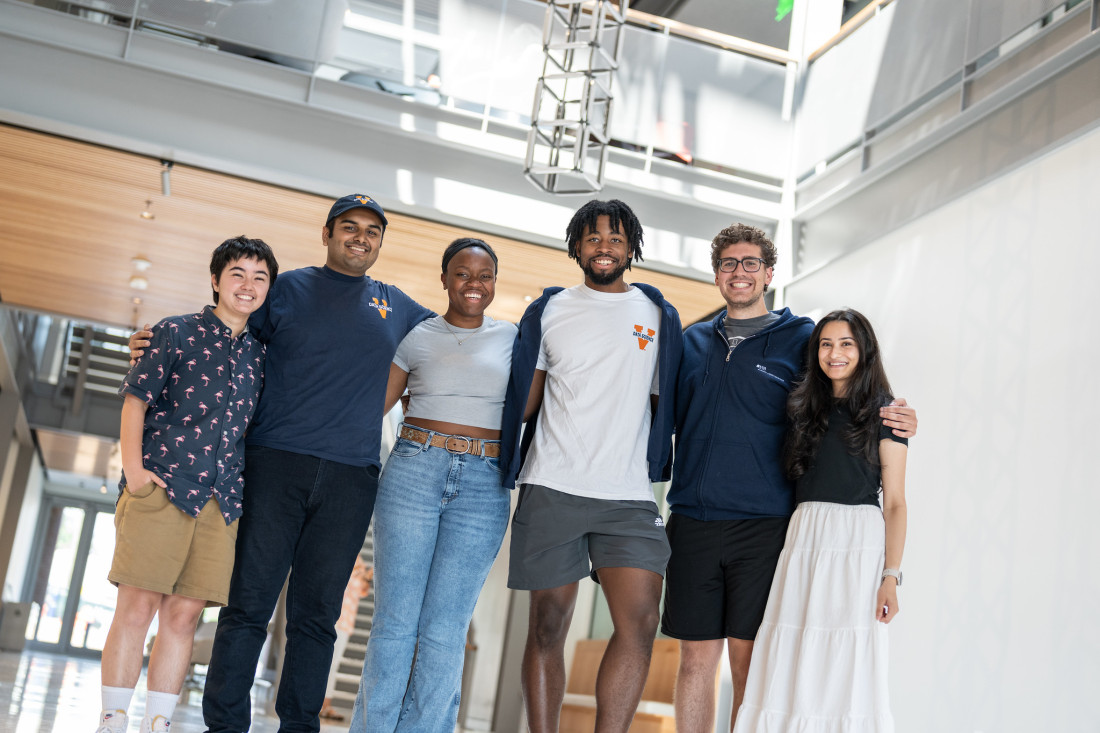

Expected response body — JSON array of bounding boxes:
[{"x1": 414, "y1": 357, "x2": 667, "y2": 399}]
[{"x1": 319, "y1": 707, "x2": 345, "y2": 722}]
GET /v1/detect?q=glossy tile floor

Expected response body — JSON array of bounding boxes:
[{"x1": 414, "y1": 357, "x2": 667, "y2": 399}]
[{"x1": 0, "y1": 650, "x2": 346, "y2": 733}]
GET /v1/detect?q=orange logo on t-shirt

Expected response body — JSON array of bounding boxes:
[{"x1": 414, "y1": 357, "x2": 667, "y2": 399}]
[
  {"x1": 633, "y1": 324, "x2": 655, "y2": 350},
  {"x1": 370, "y1": 298, "x2": 392, "y2": 319}
]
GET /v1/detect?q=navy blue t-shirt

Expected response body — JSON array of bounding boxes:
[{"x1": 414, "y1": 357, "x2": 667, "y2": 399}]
[{"x1": 245, "y1": 266, "x2": 432, "y2": 467}]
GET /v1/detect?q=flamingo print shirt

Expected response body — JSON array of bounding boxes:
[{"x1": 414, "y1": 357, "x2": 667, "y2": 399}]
[{"x1": 118, "y1": 306, "x2": 265, "y2": 524}]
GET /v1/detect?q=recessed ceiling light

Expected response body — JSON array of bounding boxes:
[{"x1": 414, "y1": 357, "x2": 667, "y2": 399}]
[
  {"x1": 129, "y1": 275, "x2": 149, "y2": 290},
  {"x1": 131, "y1": 256, "x2": 151, "y2": 271}
]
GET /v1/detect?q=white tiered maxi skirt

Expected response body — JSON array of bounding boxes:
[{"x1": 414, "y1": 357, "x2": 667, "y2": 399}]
[{"x1": 732, "y1": 501, "x2": 894, "y2": 733}]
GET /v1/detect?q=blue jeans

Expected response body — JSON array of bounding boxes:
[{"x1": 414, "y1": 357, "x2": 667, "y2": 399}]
[
  {"x1": 203, "y1": 445, "x2": 379, "y2": 733},
  {"x1": 350, "y1": 432, "x2": 510, "y2": 733}
]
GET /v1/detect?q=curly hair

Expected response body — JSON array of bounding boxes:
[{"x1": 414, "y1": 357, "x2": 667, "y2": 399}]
[
  {"x1": 783, "y1": 308, "x2": 894, "y2": 482},
  {"x1": 709, "y1": 223, "x2": 777, "y2": 273},
  {"x1": 565, "y1": 199, "x2": 644, "y2": 263}
]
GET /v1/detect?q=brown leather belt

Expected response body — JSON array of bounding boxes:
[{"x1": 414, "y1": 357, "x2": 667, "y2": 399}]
[{"x1": 398, "y1": 425, "x2": 501, "y2": 457}]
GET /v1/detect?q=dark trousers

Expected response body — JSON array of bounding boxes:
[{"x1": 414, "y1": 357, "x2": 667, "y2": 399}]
[{"x1": 203, "y1": 445, "x2": 379, "y2": 733}]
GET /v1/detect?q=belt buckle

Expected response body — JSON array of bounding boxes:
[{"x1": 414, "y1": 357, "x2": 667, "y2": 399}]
[{"x1": 445, "y1": 436, "x2": 473, "y2": 454}]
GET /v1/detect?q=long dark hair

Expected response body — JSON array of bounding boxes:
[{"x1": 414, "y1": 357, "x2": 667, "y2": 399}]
[{"x1": 784, "y1": 308, "x2": 893, "y2": 481}]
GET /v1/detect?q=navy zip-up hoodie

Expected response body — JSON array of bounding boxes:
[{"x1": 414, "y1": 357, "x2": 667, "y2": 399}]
[
  {"x1": 666, "y1": 308, "x2": 814, "y2": 520},
  {"x1": 500, "y1": 283, "x2": 683, "y2": 488}
]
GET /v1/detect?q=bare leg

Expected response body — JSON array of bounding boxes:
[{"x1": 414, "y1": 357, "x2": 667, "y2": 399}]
[
  {"x1": 521, "y1": 583, "x2": 579, "y2": 733},
  {"x1": 592, "y1": 567, "x2": 663, "y2": 733},
  {"x1": 102, "y1": 584, "x2": 163, "y2": 688},
  {"x1": 146, "y1": 594, "x2": 206, "y2": 693},
  {"x1": 674, "y1": 639, "x2": 724, "y2": 733},
  {"x1": 727, "y1": 637, "x2": 754, "y2": 731}
]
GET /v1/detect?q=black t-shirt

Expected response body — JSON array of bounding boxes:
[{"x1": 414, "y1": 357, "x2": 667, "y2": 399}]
[{"x1": 794, "y1": 402, "x2": 908, "y2": 507}]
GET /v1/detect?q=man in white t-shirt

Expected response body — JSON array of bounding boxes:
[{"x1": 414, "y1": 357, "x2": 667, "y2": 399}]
[{"x1": 499, "y1": 199, "x2": 683, "y2": 733}]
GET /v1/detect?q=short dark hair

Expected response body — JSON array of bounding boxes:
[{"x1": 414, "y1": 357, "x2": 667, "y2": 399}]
[
  {"x1": 209, "y1": 236, "x2": 279, "y2": 304},
  {"x1": 709, "y1": 223, "x2": 777, "y2": 272},
  {"x1": 565, "y1": 199, "x2": 644, "y2": 263},
  {"x1": 441, "y1": 237, "x2": 499, "y2": 274}
]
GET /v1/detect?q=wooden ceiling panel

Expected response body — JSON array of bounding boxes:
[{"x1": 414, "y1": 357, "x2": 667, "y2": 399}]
[{"x1": 0, "y1": 125, "x2": 722, "y2": 330}]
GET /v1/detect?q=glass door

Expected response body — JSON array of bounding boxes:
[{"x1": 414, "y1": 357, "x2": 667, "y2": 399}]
[{"x1": 24, "y1": 496, "x2": 131, "y2": 657}]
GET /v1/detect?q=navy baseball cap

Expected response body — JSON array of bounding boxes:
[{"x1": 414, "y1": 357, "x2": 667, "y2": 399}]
[{"x1": 326, "y1": 194, "x2": 389, "y2": 231}]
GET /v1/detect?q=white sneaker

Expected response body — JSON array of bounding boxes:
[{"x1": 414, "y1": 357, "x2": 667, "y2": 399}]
[
  {"x1": 139, "y1": 715, "x2": 171, "y2": 733},
  {"x1": 95, "y1": 710, "x2": 128, "y2": 733}
]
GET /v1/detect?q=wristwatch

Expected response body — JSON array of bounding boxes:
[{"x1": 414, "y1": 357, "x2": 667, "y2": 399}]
[{"x1": 881, "y1": 568, "x2": 902, "y2": 586}]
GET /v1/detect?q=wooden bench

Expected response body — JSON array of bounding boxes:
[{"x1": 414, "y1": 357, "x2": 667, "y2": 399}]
[{"x1": 559, "y1": 638, "x2": 678, "y2": 733}]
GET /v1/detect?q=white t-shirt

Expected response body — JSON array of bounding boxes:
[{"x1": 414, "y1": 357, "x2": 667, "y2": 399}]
[
  {"x1": 518, "y1": 284, "x2": 661, "y2": 501},
  {"x1": 393, "y1": 315, "x2": 517, "y2": 430}
]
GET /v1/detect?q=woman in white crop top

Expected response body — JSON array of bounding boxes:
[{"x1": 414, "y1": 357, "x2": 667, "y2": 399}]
[{"x1": 350, "y1": 239, "x2": 516, "y2": 733}]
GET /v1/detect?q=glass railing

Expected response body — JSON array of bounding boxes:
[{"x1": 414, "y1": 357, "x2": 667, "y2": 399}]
[
  {"x1": 15, "y1": 0, "x2": 793, "y2": 187},
  {"x1": 795, "y1": 0, "x2": 1095, "y2": 203}
]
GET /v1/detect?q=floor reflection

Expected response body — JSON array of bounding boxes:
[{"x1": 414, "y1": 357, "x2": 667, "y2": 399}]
[{"x1": 0, "y1": 650, "x2": 345, "y2": 733}]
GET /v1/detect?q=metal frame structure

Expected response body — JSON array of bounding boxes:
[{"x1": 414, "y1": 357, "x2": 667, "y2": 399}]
[{"x1": 525, "y1": 0, "x2": 630, "y2": 194}]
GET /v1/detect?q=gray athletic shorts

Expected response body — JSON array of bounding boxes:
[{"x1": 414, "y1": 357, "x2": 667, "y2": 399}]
[{"x1": 507, "y1": 483, "x2": 671, "y2": 590}]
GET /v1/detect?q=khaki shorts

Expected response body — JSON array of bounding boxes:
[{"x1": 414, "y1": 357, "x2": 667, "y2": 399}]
[{"x1": 109, "y1": 482, "x2": 239, "y2": 606}]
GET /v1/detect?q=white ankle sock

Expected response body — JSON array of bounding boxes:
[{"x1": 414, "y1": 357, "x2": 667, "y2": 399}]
[
  {"x1": 144, "y1": 690, "x2": 178, "y2": 725},
  {"x1": 101, "y1": 685, "x2": 134, "y2": 714}
]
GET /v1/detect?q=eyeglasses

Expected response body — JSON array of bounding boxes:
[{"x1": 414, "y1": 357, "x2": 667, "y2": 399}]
[{"x1": 717, "y1": 256, "x2": 766, "y2": 273}]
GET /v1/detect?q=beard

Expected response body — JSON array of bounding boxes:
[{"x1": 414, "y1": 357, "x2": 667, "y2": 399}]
[{"x1": 582, "y1": 258, "x2": 630, "y2": 286}]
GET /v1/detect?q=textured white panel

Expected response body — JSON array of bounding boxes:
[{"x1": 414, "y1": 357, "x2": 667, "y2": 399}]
[{"x1": 783, "y1": 124, "x2": 1100, "y2": 732}]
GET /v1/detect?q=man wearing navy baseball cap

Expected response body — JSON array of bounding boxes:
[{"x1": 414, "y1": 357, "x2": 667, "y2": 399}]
[{"x1": 130, "y1": 194, "x2": 432, "y2": 733}]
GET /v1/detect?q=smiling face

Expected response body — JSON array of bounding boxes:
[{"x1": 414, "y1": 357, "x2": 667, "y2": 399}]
[
  {"x1": 442, "y1": 246, "x2": 497, "y2": 327},
  {"x1": 576, "y1": 214, "x2": 632, "y2": 292},
  {"x1": 211, "y1": 256, "x2": 271, "y2": 332},
  {"x1": 323, "y1": 208, "x2": 385, "y2": 276},
  {"x1": 715, "y1": 241, "x2": 773, "y2": 318},
  {"x1": 818, "y1": 320, "x2": 861, "y2": 396}
]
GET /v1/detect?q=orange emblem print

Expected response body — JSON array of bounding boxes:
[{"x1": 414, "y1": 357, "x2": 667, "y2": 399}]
[
  {"x1": 371, "y1": 298, "x2": 392, "y2": 319},
  {"x1": 633, "y1": 324, "x2": 656, "y2": 350}
]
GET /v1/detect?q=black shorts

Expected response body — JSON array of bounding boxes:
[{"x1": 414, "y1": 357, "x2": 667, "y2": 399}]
[
  {"x1": 508, "y1": 484, "x2": 671, "y2": 590},
  {"x1": 660, "y1": 513, "x2": 789, "y2": 641}
]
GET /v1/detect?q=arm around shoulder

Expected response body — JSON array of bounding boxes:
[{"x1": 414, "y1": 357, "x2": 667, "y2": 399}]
[{"x1": 881, "y1": 397, "x2": 917, "y2": 438}]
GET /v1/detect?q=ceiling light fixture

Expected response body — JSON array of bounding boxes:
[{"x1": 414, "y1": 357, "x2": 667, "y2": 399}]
[
  {"x1": 131, "y1": 255, "x2": 151, "y2": 271},
  {"x1": 140, "y1": 200, "x2": 155, "y2": 220},
  {"x1": 161, "y1": 160, "x2": 173, "y2": 197},
  {"x1": 129, "y1": 275, "x2": 149, "y2": 290}
]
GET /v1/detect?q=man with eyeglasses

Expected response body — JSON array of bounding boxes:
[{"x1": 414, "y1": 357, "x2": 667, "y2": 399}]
[{"x1": 661, "y1": 224, "x2": 917, "y2": 732}]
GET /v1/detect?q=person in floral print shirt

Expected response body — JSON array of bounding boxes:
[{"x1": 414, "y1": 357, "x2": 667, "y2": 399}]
[{"x1": 95, "y1": 236, "x2": 278, "y2": 733}]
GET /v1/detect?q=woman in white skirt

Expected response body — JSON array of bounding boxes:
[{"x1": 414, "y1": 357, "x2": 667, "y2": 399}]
[{"x1": 734, "y1": 308, "x2": 908, "y2": 733}]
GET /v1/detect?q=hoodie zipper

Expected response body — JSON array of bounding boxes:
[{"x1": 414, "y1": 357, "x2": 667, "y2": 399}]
[{"x1": 694, "y1": 315, "x2": 778, "y2": 514}]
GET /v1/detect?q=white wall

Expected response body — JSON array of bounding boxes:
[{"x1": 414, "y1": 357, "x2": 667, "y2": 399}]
[
  {"x1": 783, "y1": 124, "x2": 1100, "y2": 732},
  {"x1": 3, "y1": 450, "x2": 43, "y2": 600}
]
